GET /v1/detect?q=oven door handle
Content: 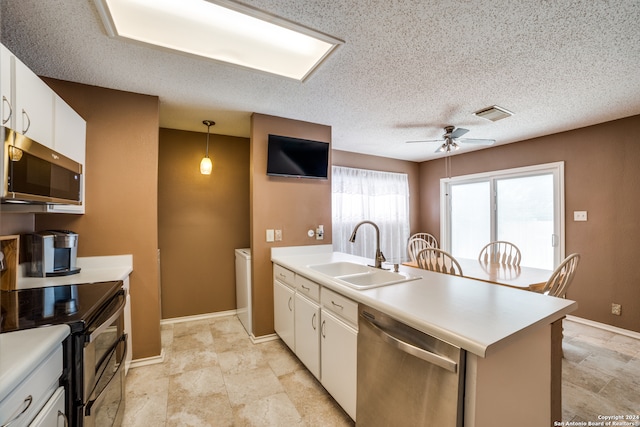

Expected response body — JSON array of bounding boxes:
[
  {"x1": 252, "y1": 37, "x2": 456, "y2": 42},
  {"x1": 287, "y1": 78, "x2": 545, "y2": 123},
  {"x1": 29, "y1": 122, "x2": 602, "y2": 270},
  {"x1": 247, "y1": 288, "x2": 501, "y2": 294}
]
[
  {"x1": 85, "y1": 333, "x2": 127, "y2": 416},
  {"x1": 88, "y1": 290, "x2": 126, "y2": 343}
]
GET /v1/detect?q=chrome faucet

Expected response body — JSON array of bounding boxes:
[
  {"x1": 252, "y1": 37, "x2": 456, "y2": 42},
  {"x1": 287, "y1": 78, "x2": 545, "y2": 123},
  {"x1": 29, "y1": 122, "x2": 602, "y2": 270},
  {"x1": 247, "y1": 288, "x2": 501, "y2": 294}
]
[{"x1": 348, "y1": 220, "x2": 386, "y2": 269}]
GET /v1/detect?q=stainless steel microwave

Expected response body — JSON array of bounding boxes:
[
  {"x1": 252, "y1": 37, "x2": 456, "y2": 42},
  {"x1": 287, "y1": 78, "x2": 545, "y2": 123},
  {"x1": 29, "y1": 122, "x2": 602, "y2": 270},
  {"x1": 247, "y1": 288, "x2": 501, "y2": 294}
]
[{"x1": 1, "y1": 127, "x2": 82, "y2": 205}]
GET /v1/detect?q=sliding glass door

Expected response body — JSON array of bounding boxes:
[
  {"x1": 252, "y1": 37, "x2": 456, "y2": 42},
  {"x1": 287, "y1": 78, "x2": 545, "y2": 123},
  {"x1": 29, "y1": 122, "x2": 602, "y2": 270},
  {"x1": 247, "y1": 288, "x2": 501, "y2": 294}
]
[{"x1": 442, "y1": 162, "x2": 564, "y2": 269}]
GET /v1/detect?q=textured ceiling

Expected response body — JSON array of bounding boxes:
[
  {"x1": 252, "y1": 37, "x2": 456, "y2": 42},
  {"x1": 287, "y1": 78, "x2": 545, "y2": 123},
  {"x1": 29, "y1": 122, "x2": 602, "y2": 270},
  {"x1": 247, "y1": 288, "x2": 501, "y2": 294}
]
[{"x1": 1, "y1": 0, "x2": 639, "y2": 162}]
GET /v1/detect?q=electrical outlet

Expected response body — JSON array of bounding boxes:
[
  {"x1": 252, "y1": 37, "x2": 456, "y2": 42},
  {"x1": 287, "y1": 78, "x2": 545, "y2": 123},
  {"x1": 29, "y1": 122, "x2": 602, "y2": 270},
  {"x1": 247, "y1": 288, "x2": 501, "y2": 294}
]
[
  {"x1": 573, "y1": 211, "x2": 588, "y2": 221},
  {"x1": 611, "y1": 303, "x2": 621, "y2": 316},
  {"x1": 275, "y1": 229, "x2": 282, "y2": 241}
]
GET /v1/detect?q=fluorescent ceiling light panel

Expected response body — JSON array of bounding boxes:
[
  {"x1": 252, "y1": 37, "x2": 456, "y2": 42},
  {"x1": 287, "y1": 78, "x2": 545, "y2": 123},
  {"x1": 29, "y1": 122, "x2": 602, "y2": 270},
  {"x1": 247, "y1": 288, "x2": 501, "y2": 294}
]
[{"x1": 94, "y1": 0, "x2": 343, "y2": 81}]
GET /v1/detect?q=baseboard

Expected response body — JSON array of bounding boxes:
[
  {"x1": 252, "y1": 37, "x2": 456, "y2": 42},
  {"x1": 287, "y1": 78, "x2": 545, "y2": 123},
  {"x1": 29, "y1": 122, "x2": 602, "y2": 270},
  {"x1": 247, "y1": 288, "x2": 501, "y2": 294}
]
[
  {"x1": 129, "y1": 348, "x2": 166, "y2": 369},
  {"x1": 250, "y1": 333, "x2": 279, "y2": 344},
  {"x1": 565, "y1": 315, "x2": 640, "y2": 340},
  {"x1": 161, "y1": 311, "x2": 280, "y2": 344},
  {"x1": 160, "y1": 310, "x2": 238, "y2": 325}
]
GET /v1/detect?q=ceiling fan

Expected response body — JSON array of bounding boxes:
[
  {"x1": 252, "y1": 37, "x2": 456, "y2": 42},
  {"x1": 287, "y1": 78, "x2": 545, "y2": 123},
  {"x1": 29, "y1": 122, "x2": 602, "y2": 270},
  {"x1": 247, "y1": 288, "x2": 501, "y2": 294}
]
[{"x1": 407, "y1": 125, "x2": 495, "y2": 153}]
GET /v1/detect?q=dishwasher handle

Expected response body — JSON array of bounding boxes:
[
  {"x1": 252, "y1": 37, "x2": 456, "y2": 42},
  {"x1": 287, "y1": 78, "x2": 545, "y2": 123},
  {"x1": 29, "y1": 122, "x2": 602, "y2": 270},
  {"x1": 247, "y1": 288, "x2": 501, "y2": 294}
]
[{"x1": 361, "y1": 314, "x2": 458, "y2": 373}]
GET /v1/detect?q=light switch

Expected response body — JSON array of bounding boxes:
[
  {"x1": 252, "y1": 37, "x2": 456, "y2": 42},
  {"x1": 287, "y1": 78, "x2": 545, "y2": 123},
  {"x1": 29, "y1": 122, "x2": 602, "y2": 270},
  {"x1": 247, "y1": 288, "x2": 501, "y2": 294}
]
[
  {"x1": 266, "y1": 229, "x2": 275, "y2": 242},
  {"x1": 573, "y1": 211, "x2": 588, "y2": 221}
]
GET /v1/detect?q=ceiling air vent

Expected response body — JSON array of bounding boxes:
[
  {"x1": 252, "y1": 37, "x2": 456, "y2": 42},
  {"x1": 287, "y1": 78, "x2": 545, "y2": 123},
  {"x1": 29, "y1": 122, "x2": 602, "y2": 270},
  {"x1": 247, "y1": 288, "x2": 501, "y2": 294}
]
[{"x1": 474, "y1": 105, "x2": 514, "y2": 122}]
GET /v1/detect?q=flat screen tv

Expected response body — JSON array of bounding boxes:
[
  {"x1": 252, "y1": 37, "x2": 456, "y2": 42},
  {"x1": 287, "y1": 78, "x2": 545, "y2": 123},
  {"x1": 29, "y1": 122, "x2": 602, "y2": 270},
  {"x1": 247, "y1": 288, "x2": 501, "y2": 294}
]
[{"x1": 266, "y1": 134, "x2": 329, "y2": 179}]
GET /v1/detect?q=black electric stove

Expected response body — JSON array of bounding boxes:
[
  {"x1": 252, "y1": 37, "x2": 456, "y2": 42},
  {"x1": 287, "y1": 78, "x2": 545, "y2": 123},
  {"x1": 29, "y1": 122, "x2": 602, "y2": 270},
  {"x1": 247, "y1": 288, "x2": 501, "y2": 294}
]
[
  {"x1": 1, "y1": 280, "x2": 127, "y2": 427},
  {"x1": 0, "y1": 280, "x2": 123, "y2": 334}
]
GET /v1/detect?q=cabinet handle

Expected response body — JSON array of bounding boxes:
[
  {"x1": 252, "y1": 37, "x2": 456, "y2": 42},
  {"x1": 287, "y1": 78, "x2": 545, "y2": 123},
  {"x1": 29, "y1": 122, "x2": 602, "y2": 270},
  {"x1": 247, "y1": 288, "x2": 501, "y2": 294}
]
[
  {"x1": 58, "y1": 410, "x2": 69, "y2": 427},
  {"x1": 2, "y1": 96, "x2": 11, "y2": 124},
  {"x1": 287, "y1": 296, "x2": 292, "y2": 312},
  {"x1": 321, "y1": 319, "x2": 326, "y2": 338},
  {"x1": 21, "y1": 109, "x2": 30, "y2": 134},
  {"x1": 331, "y1": 300, "x2": 344, "y2": 310},
  {"x1": 301, "y1": 285, "x2": 310, "y2": 291},
  {"x1": 312, "y1": 313, "x2": 317, "y2": 330},
  {"x1": 2, "y1": 395, "x2": 33, "y2": 427}
]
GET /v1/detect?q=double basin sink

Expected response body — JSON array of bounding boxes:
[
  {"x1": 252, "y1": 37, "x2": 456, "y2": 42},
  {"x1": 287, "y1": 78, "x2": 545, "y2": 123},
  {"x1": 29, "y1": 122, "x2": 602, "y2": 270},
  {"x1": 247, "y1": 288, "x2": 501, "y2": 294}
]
[{"x1": 308, "y1": 261, "x2": 421, "y2": 290}]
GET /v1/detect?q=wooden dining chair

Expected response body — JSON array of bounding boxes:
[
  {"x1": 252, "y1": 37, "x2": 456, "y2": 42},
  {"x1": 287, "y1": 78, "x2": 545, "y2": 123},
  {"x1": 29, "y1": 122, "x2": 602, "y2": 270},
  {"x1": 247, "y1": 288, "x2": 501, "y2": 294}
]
[
  {"x1": 416, "y1": 248, "x2": 463, "y2": 276},
  {"x1": 478, "y1": 241, "x2": 522, "y2": 266},
  {"x1": 407, "y1": 237, "x2": 434, "y2": 262},
  {"x1": 410, "y1": 232, "x2": 438, "y2": 249},
  {"x1": 532, "y1": 253, "x2": 581, "y2": 298}
]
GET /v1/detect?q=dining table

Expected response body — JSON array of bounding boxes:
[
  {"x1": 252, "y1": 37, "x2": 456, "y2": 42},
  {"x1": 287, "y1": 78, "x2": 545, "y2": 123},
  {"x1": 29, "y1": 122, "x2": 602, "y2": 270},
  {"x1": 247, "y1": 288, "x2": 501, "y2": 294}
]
[{"x1": 403, "y1": 257, "x2": 553, "y2": 291}]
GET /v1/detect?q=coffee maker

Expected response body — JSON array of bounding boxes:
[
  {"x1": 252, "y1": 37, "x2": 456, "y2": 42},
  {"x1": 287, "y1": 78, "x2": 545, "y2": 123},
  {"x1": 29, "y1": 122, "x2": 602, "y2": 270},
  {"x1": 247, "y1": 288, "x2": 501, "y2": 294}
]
[{"x1": 22, "y1": 230, "x2": 81, "y2": 277}]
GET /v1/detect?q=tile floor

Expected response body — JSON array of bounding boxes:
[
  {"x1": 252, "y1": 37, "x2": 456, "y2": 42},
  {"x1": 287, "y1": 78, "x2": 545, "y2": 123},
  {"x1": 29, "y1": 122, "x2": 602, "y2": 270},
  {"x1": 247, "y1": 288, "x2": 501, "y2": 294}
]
[
  {"x1": 123, "y1": 316, "x2": 639, "y2": 426},
  {"x1": 123, "y1": 316, "x2": 353, "y2": 426},
  {"x1": 561, "y1": 320, "x2": 640, "y2": 424}
]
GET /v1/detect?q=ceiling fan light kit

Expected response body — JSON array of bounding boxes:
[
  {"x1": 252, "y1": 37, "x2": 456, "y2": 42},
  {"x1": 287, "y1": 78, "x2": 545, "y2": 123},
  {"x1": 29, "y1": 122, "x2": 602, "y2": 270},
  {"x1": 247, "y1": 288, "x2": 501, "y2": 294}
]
[
  {"x1": 407, "y1": 125, "x2": 495, "y2": 154},
  {"x1": 474, "y1": 105, "x2": 514, "y2": 122}
]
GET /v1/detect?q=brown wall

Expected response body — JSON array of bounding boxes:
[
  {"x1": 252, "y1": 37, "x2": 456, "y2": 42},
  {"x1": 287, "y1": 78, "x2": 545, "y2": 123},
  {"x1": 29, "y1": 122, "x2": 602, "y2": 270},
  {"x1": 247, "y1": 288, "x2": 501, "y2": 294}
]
[
  {"x1": 34, "y1": 79, "x2": 162, "y2": 359},
  {"x1": 419, "y1": 115, "x2": 640, "y2": 332},
  {"x1": 332, "y1": 150, "x2": 421, "y2": 235},
  {"x1": 250, "y1": 114, "x2": 332, "y2": 337},
  {"x1": 158, "y1": 128, "x2": 250, "y2": 319}
]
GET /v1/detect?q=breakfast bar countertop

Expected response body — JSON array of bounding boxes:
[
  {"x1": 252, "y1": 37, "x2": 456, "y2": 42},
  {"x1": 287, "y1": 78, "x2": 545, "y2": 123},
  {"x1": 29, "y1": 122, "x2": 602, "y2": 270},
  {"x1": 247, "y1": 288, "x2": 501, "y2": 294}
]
[{"x1": 271, "y1": 245, "x2": 577, "y2": 358}]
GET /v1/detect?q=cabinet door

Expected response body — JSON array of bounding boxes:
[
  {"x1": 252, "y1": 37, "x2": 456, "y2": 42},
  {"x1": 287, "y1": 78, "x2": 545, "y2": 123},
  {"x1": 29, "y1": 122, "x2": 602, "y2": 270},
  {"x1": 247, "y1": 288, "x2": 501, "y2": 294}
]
[
  {"x1": 13, "y1": 56, "x2": 54, "y2": 146},
  {"x1": 321, "y1": 309, "x2": 358, "y2": 421},
  {"x1": 53, "y1": 94, "x2": 85, "y2": 163},
  {"x1": 1, "y1": 44, "x2": 13, "y2": 127},
  {"x1": 294, "y1": 293, "x2": 320, "y2": 379},
  {"x1": 46, "y1": 94, "x2": 86, "y2": 214},
  {"x1": 29, "y1": 386, "x2": 66, "y2": 427},
  {"x1": 273, "y1": 280, "x2": 295, "y2": 351}
]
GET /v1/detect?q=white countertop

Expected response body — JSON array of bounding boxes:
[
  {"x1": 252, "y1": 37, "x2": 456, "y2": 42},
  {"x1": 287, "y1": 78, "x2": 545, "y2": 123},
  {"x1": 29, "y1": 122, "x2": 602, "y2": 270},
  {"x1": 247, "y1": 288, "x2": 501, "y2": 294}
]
[
  {"x1": 16, "y1": 254, "x2": 133, "y2": 289},
  {"x1": 271, "y1": 246, "x2": 577, "y2": 358},
  {"x1": 0, "y1": 324, "x2": 70, "y2": 403}
]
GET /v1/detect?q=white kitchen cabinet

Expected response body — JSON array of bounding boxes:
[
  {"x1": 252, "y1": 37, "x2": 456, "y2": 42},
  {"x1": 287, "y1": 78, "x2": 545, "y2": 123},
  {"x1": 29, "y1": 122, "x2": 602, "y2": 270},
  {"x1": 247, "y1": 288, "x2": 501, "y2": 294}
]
[
  {"x1": 272, "y1": 262, "x2": 357, "y2": 420},
  {"x1": 273, "y1": 279, "x2": 295, "y2": 350},
  {"x1": 0, "y1": 327, "x2": 67, "y2": 427},
  {"x1": 13, "y1": 55, "x2": 54, "y2": 147},
  {"x1": 294, "y1": 292, "x2": 320, "y2": 379},
  {"x1": 1, "y1": 44, "x2": 12, "y2": 127},
  {"x1": 28, "y1": 386, "x2": 67, "y2": 427},
  {"x1": 53, "y1": 94, "x2": 86, "y2": 163},
  {"x1": 320, "y1": 293, "x2": 358, "y2": 421}
]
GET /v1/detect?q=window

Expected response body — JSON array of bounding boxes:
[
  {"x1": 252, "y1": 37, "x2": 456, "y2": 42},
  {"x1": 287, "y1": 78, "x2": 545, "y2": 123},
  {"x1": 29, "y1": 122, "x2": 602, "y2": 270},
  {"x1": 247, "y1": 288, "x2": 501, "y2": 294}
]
[
  {"x1": 332, "y1": 166, "x2": 410, "y2": 263},
  {"x1": 441, "y1": 162, "x2": 564, "y2": 269}
]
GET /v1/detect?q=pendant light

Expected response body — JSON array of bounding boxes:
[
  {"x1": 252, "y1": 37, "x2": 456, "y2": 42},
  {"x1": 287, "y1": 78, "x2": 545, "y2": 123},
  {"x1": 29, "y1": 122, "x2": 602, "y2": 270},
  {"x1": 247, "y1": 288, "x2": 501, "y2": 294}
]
[{"x1": 200, "y1": 120, "x2": 215, "y2": 175}]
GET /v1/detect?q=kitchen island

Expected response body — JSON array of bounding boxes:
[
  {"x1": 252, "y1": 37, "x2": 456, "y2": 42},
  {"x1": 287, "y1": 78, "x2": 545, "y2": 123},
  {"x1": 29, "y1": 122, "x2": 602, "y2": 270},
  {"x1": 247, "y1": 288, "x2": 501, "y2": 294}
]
[{"x1": 272, "y1": 245, "x2": 576, "y2": 427}]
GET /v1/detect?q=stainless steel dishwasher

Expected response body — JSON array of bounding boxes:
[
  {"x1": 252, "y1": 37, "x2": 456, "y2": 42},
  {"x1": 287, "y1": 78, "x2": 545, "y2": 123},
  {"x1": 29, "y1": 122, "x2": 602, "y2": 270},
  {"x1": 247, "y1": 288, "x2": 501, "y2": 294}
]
[{"x1": 357, "y1": 304, "x2": 466, "y2": 426}]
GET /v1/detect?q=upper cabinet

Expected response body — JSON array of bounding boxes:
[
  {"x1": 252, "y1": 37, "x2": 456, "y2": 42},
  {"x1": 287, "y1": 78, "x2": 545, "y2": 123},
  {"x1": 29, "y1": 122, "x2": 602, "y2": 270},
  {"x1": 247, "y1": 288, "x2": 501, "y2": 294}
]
[
  {"x1": 1, "y1": 45, "x2": 12, "y2": 126},
  {"x1": 12, "y1": 55, "x2": 55, "y2": 147},
  {"x1": 1, "y1": 43, "x2": 86, "y2": 214}
]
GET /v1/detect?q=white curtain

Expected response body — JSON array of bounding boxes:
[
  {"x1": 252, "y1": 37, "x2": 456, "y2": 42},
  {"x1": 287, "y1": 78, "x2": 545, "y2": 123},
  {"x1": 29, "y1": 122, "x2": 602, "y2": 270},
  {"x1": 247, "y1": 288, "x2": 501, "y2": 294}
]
[{"x1": 332, "y1": 166, "x2": 410, "y2": 263}]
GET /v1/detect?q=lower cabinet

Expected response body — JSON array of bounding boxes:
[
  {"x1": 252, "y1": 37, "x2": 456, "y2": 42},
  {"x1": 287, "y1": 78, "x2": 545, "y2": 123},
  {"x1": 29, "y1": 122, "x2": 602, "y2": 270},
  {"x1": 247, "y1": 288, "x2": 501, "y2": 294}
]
[
  {"x1": 272, "y1": 263, "x2": 358, "y2": 421},
  {"x1": 273, "y1": 279, "x2": 295, "y2": 350},
  {"x1": 29, "y1": 386, "x2": 66, "y2": 427},
  {"x1": 294, "y1": 293, "x2": 320, "y2": 379},
  {"x1": 320, "y1": 309, "x2": 358, "y2": 420}
]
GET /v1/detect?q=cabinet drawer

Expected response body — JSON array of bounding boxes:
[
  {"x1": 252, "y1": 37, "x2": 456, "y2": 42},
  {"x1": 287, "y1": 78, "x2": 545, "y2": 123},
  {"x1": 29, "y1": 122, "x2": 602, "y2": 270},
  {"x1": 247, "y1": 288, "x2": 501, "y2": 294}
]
[
  {"x1": 296, "y1": 275, "x2": 320, "y2": 301},
  {"x1": 321, "y1": 288, "x2": 358, "y2": 328},
  {"x1": 273, "y1": 264, "x2": 295, "y2": 287},
  {"x1": 0, "y1": 347, "x2": 62, "y2": 427}
]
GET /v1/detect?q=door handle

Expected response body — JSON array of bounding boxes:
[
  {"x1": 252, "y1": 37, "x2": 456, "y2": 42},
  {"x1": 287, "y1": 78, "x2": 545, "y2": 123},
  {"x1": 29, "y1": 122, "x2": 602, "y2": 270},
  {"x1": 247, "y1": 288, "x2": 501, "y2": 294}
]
[{"x1": 360, "y1": 313, "x2": 458, "y2": 373}]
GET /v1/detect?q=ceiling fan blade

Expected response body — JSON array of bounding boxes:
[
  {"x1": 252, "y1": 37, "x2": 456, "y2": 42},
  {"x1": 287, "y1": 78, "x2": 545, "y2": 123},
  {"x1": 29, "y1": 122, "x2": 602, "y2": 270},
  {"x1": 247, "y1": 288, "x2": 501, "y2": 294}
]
[
  {"x1": 458, "y1": 138, "x2": 495, "y2": 146},
  {"x1": 450, "y1": 127, "x2": 469, "y2": 138},
  {"x1": 406, "y1": 139, "x2": 443, "y2": 144}
]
